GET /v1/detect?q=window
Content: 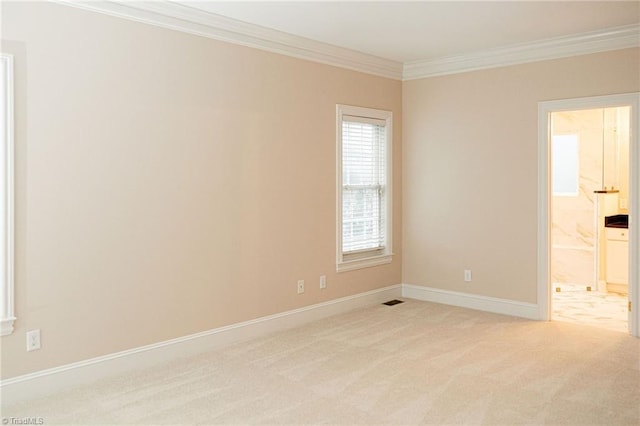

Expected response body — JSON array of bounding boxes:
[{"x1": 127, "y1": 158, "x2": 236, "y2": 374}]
[
  {"x1": 336, "y1": 104, "x2": 392, "y2": 272},
  {"x1": 552, "y1": 134, "x2": 579, "y2": 196},
  {"x1": 1, "y1": 53, "x2": 15, "y2": 336}
]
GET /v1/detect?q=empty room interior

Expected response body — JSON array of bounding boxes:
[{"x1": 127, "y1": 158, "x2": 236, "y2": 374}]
[{"x1": 1, "y1": 1, "x2": 639, "y2": 425}]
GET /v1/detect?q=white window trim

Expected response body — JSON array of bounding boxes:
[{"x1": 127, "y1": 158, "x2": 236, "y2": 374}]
[
  {"x1": 336, "y1": 104, "x2": 393, "y2": 273},
  {"x1": 1, "y1": 53, "x2": 15, "y2": 336},
  {"x1": 552, "y1": 133, "x2": 580, "y2": 197}
]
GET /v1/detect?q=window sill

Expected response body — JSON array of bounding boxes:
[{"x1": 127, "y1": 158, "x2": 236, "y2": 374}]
[
  {"x1": 336, "y1": 253, "x2": 393, "y2": 273},
  {"x1": 1, "y1": 317, "x2": 16, "y2": 336}
]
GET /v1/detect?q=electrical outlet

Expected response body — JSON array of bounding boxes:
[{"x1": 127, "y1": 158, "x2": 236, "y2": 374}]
[
  {"x1": 320, "y1": 275, "x2": 327, "y2": 289},
  {"x1": 26, "y1": 329, "x2": 41, "y2": 352},
  {"x1": 464, "y1": 269, "x2": 472, "y2": 282},
  {"x1": 297, "y1": 280, "x2": 305, "y2": 294}
]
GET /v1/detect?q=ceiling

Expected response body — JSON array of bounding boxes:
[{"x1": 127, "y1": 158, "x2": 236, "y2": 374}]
[{"x1": 179, "y1": 1, "x2": 640, "y2": 63}]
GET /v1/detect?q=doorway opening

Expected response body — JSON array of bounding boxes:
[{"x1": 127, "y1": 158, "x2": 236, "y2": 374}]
[
  {"x1": 538, "y1": 93, "x2": 640, "y2": 336},
  {"x1": 550, "y1": 107, "x2": 629, "y2": 332}
]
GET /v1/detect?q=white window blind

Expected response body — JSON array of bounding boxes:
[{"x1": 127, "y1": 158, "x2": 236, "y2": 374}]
[{"x1": 341, "y1": 115, "x2": 387, "y2": 254}]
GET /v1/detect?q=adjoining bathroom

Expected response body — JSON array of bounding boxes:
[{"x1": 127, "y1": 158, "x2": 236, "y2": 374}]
[{"x1": 551, "y1": 106, "x2": 630, "y2": 333}]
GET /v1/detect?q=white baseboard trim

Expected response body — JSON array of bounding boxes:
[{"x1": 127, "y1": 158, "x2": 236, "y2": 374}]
[
  {"x1": 402, "y1": 284, "x2": 540, "y2": 320},
  {"x1": 1, "y1": 284, "x2": 401, "y2": 405}
]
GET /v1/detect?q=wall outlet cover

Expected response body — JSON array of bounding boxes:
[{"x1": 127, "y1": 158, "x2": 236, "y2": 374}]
[{"x1": 26, "y1": 329, "x2": 41, "y2": 352}]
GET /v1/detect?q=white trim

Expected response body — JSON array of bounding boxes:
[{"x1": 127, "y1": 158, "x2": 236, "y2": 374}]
[
  {"x1": 336, "y1": 254, "x2": 392, "y2": 273},
  {"x1": 52, "y1": 2, "x2": 638, "y2": 81},
  {"x1": 403, "y1": 24, "x2": 640, "y2": 80},
  {"x1": 0, "y1": 284, "x2": 402, "y2": 405},
  {"x1": 0, "y1": 53, "x2": 15, "y2": 337},
  {"x1": 1, "y1": 317, "x2": 16, "y2": 336},
  {"x1": 336, "y1": 104, "x2": 393, "y2": 273},
  {"x1": 402, "y1": 284, "x2": 540, "y2": 320},
  {"x1": 537, "y1": 101, "x2": 553, "y2": 323},
  {"x1": 53, "y1": 0, "x2": 403, "y2": 80},
  {"x1": 537, "y1": 93, "x2": 640, "y2": 337}
]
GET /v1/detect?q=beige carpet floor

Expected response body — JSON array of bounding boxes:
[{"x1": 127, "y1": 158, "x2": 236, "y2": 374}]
[{"x1": 3, "y1": 299, "x2": 640, "y2": 425}]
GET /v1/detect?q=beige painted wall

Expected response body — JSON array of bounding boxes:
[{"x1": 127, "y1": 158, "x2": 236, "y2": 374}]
[
  {"x1": 0, "y1": 2, "x2": 402, "y2": 379},
  {"x1": 403, "y1": 48, "x2": 640, "y2": 303}
]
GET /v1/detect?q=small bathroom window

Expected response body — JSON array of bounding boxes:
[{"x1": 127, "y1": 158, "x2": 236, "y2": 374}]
[{"x1": 552, "y1": 134, "x2": 579, "y2": 196}]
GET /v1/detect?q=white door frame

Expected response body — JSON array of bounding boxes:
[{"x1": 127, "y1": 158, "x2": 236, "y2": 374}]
[{"x1": 537, "y1": 92, "x2": 640, "y2": 337}]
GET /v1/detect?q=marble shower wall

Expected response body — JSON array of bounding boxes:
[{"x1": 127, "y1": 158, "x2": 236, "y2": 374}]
[
  {"x1": 551, "y1": 108, "x2": 628, "y2": 286},
  {"x1": 615, "y1": 107, "x2": 631, "y2": 211},
  {"x1": 551, "y1": 107, "x2": 630, "y2": 289}
]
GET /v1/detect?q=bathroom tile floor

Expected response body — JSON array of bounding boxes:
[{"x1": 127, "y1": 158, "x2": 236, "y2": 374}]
[{"x1": 552, "y1": 283, "x2": 628, "y2": 333}]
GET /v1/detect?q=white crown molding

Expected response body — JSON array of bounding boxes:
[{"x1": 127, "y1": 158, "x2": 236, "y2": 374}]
[
  {"x1": 53, "y1": 0, "x2": 404, "y2": 80},
  {"x1": 48, "y1": 2, "x2": 640, "y2": 81},
  {"x1": 404, "y1": 24, "x2": 640, "y2": 80}
]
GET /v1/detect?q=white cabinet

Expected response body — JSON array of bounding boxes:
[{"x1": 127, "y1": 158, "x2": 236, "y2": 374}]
[{"x1": 605, "y1": 228, "x2": 628, "y2": 291}]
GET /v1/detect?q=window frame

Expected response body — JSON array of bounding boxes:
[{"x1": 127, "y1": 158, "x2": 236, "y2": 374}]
[
  {"x1": 336, "y1": 104, "x2": 393, "y2": 273},
  {"x1": 1, "y1": 53, "x2": 15, "y2": 336},
  {"x1": 551, "y1": 133, "x2": 580, "y2": 197}
]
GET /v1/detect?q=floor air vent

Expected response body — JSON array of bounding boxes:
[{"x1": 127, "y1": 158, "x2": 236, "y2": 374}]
[{"x1": 383, "y1": 299, "x2": 404, "y2": 306}]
